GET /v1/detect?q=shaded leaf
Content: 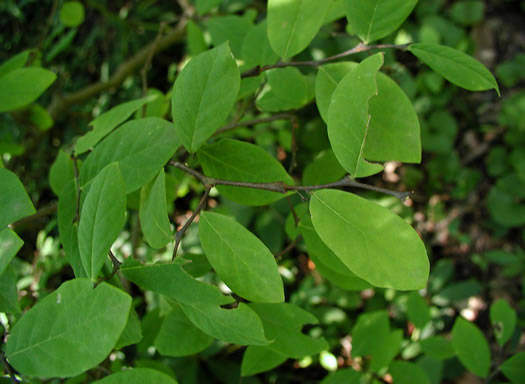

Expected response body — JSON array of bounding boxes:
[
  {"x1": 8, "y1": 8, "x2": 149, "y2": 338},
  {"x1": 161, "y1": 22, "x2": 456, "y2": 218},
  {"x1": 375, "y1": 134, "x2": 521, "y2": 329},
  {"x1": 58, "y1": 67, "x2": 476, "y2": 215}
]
[
  {"x1": 321, "y1": 368, "x2": 362, "y2": 384},
  {"x1": 451, "y1": 317, "x2": 491, "y2": 377},
  {"x1": 500, "y1": 352, "x2": 525, "y2": 384},
  {"x1": 241, "y1": 346, "x2": 287, "y2": 376},
  {"x1": 0, "y1": 168, "x2": 36, "y2": 228},
  {"x1": 351, "y1": 311, "x2": 390, "y2": 358},
  {"x1": 407, "y1": 291, "x2": 431, "y2": 329},
  {"x1": 241, "y1": 20, "x2": 279, "y2": 68},
  {"x1": 115, "y1": 307, "x2": 142, "y2": 350},
  {"x1": 206, "y1": 15, "x2": 252, "y2": 58},
  {"x1": 0, "y1": 68, "x2": 56, "y2": 112},
  {"x1": 420, "y1": 336, "x2": 455, "y2": 360},
  {"x1": 0, "y1": 265, "x2": 20, "y2": 314},
  {"x1": 0, "y1": 229, "x2": 23, "y2": 277},
  {"x1": 389, "y1": 361, "x2": 430, "y2": 384},
  {"x1": 91, "y1": 368, "x2": 177, "y2": 384},
  {"x1": 490, "y1": 299, "x2": 517, "y2": 346},
  {"x1": 49, "y1": 149, "x2": 75, "y2": 196}
]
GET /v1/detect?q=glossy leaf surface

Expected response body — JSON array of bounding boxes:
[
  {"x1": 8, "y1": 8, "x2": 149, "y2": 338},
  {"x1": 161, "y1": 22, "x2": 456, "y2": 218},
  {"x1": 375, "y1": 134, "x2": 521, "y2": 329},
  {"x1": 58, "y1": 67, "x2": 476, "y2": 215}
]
[
  {"x1": 6, "y1": 279, "x2": 131, "y2": 378},
  {"x1": 172, "y1": 43, "x2": 240, "y2": 153},
  {"x1": 0, "y1": 168, "x2": 36, "y2": 229},
  {"x1": 452, "y1": 317, "x2": 491, "y2": 377},
  {"x1": 0, "y1": 68, "x2": 56, "y2": 112},
  {"x1": 91, "y1": 368, "x2": 177, "y2": 384}
]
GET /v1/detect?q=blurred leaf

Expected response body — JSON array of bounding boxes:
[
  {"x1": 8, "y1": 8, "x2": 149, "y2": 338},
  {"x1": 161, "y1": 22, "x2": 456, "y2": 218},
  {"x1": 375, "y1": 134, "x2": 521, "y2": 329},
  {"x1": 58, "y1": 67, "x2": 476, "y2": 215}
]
[
  {"x1": 432, "y1": 279, "x2": 481, "y2": 306},
  {"x1": 60, "y1": 2, "x2": 85, "y2": 27},
  {"x1": 0, "y1": 229, "x2": 23, "y2": 276},
  {"x1": 500, "y1": 352, "x2": 525, "y2": 384},
  {"x1": 487, "y1": 174, "x2": 525, "y2": 227},
  {"x1": 321, "y1": 368, "x2": 361, "y2": 384},
  {"x1": 195, "y1": 0, "x2": 221, "y2": 15},
  {"x1": 49, "y1": 149, "x2": 75, "y2": 197},
  {"x1": 0, "y1": 168, "x2": 36, "y2": 228},
  {"x1": 420, "y1": 336, "x2": 455, "y2": 360},
  {"x1": 0, "y1": 67, "x2": 56, "y2": 112},
  {"x1": 351, "y1": 311, "x2": 390, "y2": 358},
  {"x1": 241, "y1": 346, "x2": 287, "y2": 376},
  {"x1": 206, "y1": 15, "x2": 252, "y2": 58},
  {"x1": 241, "y1": 21, "x2": 279, "y2": 68},
  {"x1": 449, "y1": 1, "x2": 484, "y2": 25},
  {"x1": 495, "y1": 53, "x2": 525, "y2": 88},
  {"x1": 452, "y1": 317, "x2": 491, "y2": 378},
  {"x1": 490, "y1": 299, "x2": 517, "y2": 347},
  {"x1": 407, "y1": 291, "x2": 431, "y2": 329},
  {"x1": 0, "y1": 264, "x2": 20, "y2": 313},
  {"x1": 0, "y1": 50, "x2": 31, "y2": 78},
  {"x1": 91, "y1": 368, "x2": 177, "y2": 384},
  {"x1": 389, "y1": 361, "x2": 430, "y2": 384}
]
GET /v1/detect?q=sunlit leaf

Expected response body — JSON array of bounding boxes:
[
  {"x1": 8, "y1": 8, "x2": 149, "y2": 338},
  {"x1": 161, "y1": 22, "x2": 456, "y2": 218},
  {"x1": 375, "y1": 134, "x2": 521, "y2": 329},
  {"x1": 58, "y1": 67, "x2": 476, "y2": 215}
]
[{"x1": 0, "y1": 68, "x2": 56, "y2": 112}]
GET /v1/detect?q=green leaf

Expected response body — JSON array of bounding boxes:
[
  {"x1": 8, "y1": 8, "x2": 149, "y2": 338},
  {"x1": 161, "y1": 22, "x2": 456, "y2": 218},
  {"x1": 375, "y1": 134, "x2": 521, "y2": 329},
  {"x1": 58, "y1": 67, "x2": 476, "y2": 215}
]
[
  {"x1": 140, "y1": 169, "x2": 172, "y2": 249},
  {"x1": 407, "y1": 291, "x2": 431, "y2": 329},
  {"x1": 487, "y1": 174, "x2": 525, "y2": 227},
  {"x1": 241, "y1": 346, "x2": 287, "y2": 376},
  {"x1": 351, "y1": 311, "x2": 390, "y2": 358},
  {"x1": 26, "y1": 103, "x2": 54, "y2": 131},
  {"x1": 195, "y1": 0, "x2": 221, "y2": 15},
  {"x1": 327, "y1": 54, "x2": 384, "y2": 178},
  {"x1": 0, "y1": 229, "x2": 23, "y2": 276},
  {"x1": 78, "y1": 163, "x2": 126, "y2": 280},
  {"x1": 91, "y1": 368, "x2": 177, "y2": 384},
  {"x1": 206, "y1": 15, "x2": 252, "y2": 58},
  {"x1": 0, "y1": 50, "x2": 31, "y2": 78},
  {"x1": 187, "y1": 21, "x2": 208, "y2": 56},
  {"x1": 450, "y1": 1, "x2": 484, "y2": 25},
  {"x1": 321, "y1": 368, "x2": 362, "y2": 384},
  {"x1": 75, "y1": 95, "x2": 157, "y2": 155},
  {"x1": 302, "y1": 150, "x2": 346, "y2": 186},
  {"x1": 0, "y1": 265, "x2": 20, "y2": 313},
  {"x1": 389, "y1": 361, "x2": 430, "y2": 384},
  {"x1": 80, "y1": 118, "x2": 178, "y2": 193},
  {"x1": 0, "y1": 168, "x2": 36, "y2": 228},
  {"x1": 500, "y1": 352, "x2": 525, "y2": 384},
  {"x1": 409, "y1": 43, "x2": 500, "y2": 95},
  {"x1": 267, "y1": 0, "x2": 332, "y2": 58},
  {"x1": 241, "y1": 21, "x2": 279, "y2": 68},
  {"x1": 199, "y1": 212, "x2": 284, "y2": 303},
  {"x1": 343, "y1": 0, "x2": 418, "y2": 43},
  {"x1": 155, "y1": 305, "x2": 213, "y2": 357},
  {"x1": 451, "y1": 317, "x2": 491, "y2": 378},
  {"x1": 248, "y1": 303, "x2": 328, "y2": 358},
  {"x1": 310, "y1": 189, "x2": 429, "y2": 290},
  {"x1": 490, "y1": 299, "x2": 517, "y2": 346},
  {"x1": 6, "y1": 279, "x2": 131, "y2": 378},
  {"x1": 49, "y1": 149, "x2": 75, "y2": 196},
  {"x1": 198, "y1": 139, "x2": 294, "y2": 206},
  {"x1": 172, "y1": 43, "x2": 240, "y2": 153},
  {"x1": 420, "y1": 336, "x2": 455, "y2": 360},
  {"x1": 60, "y1": 1, "x2": 85, "y2": 27},
  {"x1": 115, "y1": 307, "x2": 143, "y2": 350},
  {"x1": 370, "y1": 329, "x2": 402, "y2": 372},
  {"x1": 0, "y1": 68, "x2": 56, "y2": 112},
  {"x1": 121, "y1": 260, "x2": 270, "y2": 345}
]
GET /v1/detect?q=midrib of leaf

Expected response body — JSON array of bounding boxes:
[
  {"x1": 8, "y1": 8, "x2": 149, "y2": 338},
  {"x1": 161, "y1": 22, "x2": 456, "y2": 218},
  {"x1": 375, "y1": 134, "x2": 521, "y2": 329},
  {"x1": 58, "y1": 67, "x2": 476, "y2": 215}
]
[
  {"x1": 365, "y1": 0, "x2": 380, "y2": 43},
  {"x1": 282, "y1": 0, "x2": 302, "y2": 58},
  {"x1": 354, "y1": 114, "x2": 373, "y2": 176}
]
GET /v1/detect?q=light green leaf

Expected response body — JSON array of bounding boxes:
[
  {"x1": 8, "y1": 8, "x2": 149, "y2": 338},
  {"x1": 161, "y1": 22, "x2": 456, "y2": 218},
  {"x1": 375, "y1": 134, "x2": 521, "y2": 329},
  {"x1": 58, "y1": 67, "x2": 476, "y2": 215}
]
[
  {"x1": 80, "y1": 118, "x2": 178, "y2": 193},
  {"x1": 0, "y1": 68, "x2": 56, "y2": 112},
  {"x1": 241, "y1": 21, "x2": 279, "y2": 69},
  {"x1": 49, "y1": 149, "x2": 75, "y2": 196},
  {"x1": 140, "y1": 169, "x2": 172, "y2": 249},
  {"x1": 321, "y1": 368, "x2": 362, "y2": 384},
  {"x1": 389, "y1": 361, "x2": 430, "y2": 384},
  {"x1": 78, "y1": 163, "x2": 126, "y2": 280},
  {"x1": 241, "y1": 346, "x2": 287, "y2": 376},
  {"x1": 172, "y1": 43, "x2": 240, "y2": 153},
  {"x1": 195, "y1": 0, "x2": 221, "y2": 15},
  {"x1": 248, "y1": 303, "x2": 328, "y2": 358},
  {"x1": 452, "y1": 317, "x2": 491, "y2": 378},
  {"x1": 310, "y1": 189, "x2": 429, "y2": 290},
  {"x1": 407, "y1": 291, "x2": 431, "y2": 329},
  {"x1": 91, "y1": 368, "x2": 177, "y2": 384},
  {"x1": 420, "y1": 337, "x2": 455, "y2": 360},
  {"x1": 60, "y1": 1, "x2": 85, "y2": 27},
  {"x1": 155, "y1": 304, "x2": 213, "y2": 357},
  {"x1": 187, "y1": 21, "x2": 208, "y2": 56},
  {"x1": 206, "y1": 15, "x2": 252, "y2": 58},
  {"x1": 0, "y1": 265, "x2": 20, "y2": 313},
  {"x1": 121, "y1": 260, "x2": 270, "y2": 346},
  {"x1": 6, "y1": 279, "x2": 131, "y2": 378},
  {"x1": 0, "y1": 229, "x2": 23, "y2": 277},
  {"x1": 0, "y1": 168, "x2": 36, "y2": 228},
  {"x1": 500, "y1": 352, "x2": 525, "y2": 384},
  {"x1": 115, "y1": 307, "x2": 142, "y2": 350},
  {"x1": 490, "y1": 299, "x2": 517, "y2": 346},
  {"x1": 327, "y1": 54, "x2": 384, "y2": 178},
  {"x1": 198, "y1": 139, "x2": 294, "y2": 206},
  {"x1": 75, "y1": 95, "x2": 157, "y2": 155},
  {"x1": 0, "y1": 50, "x2": 31, "y2": 78},
  {"x1": 199, "y1": 212, "x2": 284, "y2": 303},
  {"x1": 343, "y1": 0, "x2": 418, "y2": 43},
  {"x1": 267, "y1": 0, "x2": 332, "y2": 58},
  {"x1": 409, "y1": 43, "x2": 500, "y2": 95}
]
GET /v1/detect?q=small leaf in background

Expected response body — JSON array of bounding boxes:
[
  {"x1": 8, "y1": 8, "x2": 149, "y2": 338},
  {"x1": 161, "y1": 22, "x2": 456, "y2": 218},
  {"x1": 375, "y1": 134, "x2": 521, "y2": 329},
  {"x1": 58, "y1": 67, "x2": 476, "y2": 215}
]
[
  {"x1": 91, "y1": 368, "x2": 177, "y2": 384},
  {"x1": 451, "y1": 317, "x2": 491, "y2": 378},
  {"x1": 302, "y1": 150, "x2": 346, "y2": 186},
  {"x1": 343, "y1": 0, "x2": 418, "y2": 43},
  {"x1": 321, "y1": 368, "x2": 362, "y2": 384},
  {"x1": 310, "y1": 189, "x2": 429, "y2": 290},
  {"x1": 155, "y1": 304, "x2": 213, "y2": 357},
  {"x1": 0, "y1": 168, "x2": 36, "y2": 228},
  {"x1": 198, "y1": 139, "x2": 294, "y2": 206},
  {"x1": 389, "y1": 361, "x2": 431, "y2": 384},
  {"x1": 407, "y1": 291, "x2": 431, "y2": 329},
  {"x1": 49, "y1": 149, "x2": 75, "y2": 197},
  {"x1": 26, "y1": 104, "x2": 54, "y2": 131},
  {"x1": 419, "y1": 336, "x2": 456, "y2": 360},
  {"x1": 186, "y1": 21, "x2": 208, "y2": 56},
  {"x1": 60, "y1": 1, "x2": 85, "y2": 27},
  {"x1": 0, "y1": 229, "x2": 23, "y2": 276},
  {"x1": 195, "y1": 0, "x2": 222, "y2": 15},
  {"x1": 0, "y1": 67, "x2": 56, "y2": 112},
  {"x1": 206, "y1": 15, "x2": 252, "y2": 58},
  {"x1": 241, "y1": 346, "x2": 287, "y2": 376},
  {"x1": 267, "y1": 0, "x2": 332, "y2": 58},
  {"x1": 140, "y1": 169, "x2": 172, "y2": 249},
  {"x1": 351, "y1": 311, "x2": 389, "y2": 358},
  {"x1": 80, "y1": 118, "x2": 179, "y2": 193},
  {"x1": 0, "y1": 265, "x2": 20, "y2": 313},
  {"x1": 172, "y1": 43, "x2": 240, "y2": 153},
  {"x1": 487, "y1": 174, "x2": 525, "y2": 228},
  {"x1": 449, "y1": 0, "x2": 484, "y2": 25},
  {"x1": 115, "y1": 308, "x2": 143, "y2": 350},
  {"x1": 409, "y1": 43, "x2": 500, "y2": 95},
  {"x1": 327, "y1": 53, "x2": 384, "y2": 178},
  {"x1": 370, "y1": 329, "x2": 402, "y2": 372},
  {"x1": 0, "y1": 50, "x2": 31, "y2": 78},
  {"x1": 248, "y1": 302, "x2": 329, "y2": 358},
  {"x1": 241, "y1": 20, "x2": 279, "y2": 69},
  {"x1": 75, "y1": 95, "x2": 158, "y2": 155},
  {"x1": 78, "y1": 163, "x2": 126, "y2": 280},
  {"x1": 500, "y1": 351, "x2": 525, "y2": 384},
  {"x1": 490, "y1": 299, "x2": 517, "y2": 346},
  {"x1": 200, "y1": 212, "x2": 284, "y2": 303},
  {"x1": 6, "y1": 279, "x2": 131, "y2": 378}
]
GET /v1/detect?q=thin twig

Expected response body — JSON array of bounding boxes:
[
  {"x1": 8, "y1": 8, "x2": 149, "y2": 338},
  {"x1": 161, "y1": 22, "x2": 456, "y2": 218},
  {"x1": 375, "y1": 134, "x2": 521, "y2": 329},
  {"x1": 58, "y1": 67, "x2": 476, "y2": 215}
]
[
  {"x1": 0, "y1": 351, "x2": 19, "y2": 384},
  {"x1": 172, "y1": 186, "x2": 211, "y2": 260},
  {"x1": 141, "y1": 22, "x2": 167, "y2": 116},
  {"x1": 169, "y1": 161, "x2": 412, "y2": 201},
  {"x1": 275, "y1": 237, "x2": 300, "y2": 259},
  {"x1": 241, "y1": 43, "x2": 410, "y2": 79},
  {"x1": 215, "y1": 113, "x2": 293, "y2": 136},
  {"x1": 288, "y1": 115, "x2": 299, "y2": 174},
  {"x1": 286, "y1": 196, "x2": 299, "y2": 227},
  {"x1": 94, "y1": 251, "x2": 122, "y2": 287}
]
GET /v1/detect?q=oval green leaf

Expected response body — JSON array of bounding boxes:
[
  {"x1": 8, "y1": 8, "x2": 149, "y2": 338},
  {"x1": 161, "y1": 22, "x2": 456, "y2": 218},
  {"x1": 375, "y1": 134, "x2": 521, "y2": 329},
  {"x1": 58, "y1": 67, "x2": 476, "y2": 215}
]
[
  {"x1": 6, "y1": 279, "x2": 131, "y2": 378},
  {"x1": 0, "y1": 67, "x2": 56, "y2": 112},
  {"x1": 343, "y1": 0, "x2": 418, "y2": 44},
  {"x1": 60, "y1": 1, "x2": 85, "y2": 27},
  {"x1": 200, "y1": 212, "x2": 284, "y2": 303},
  {"x1": 409, "y1": 43, "x2": 500, "y2": 95},
  {"x1": 500, "y1": 352, "x2": 525, "y2": 384},
  {"x1": 80, "y1": 118, "x2": 179, "y2": 193},
  {"x1": 140, "y1": 169, "x2": 172, "y2": 249},
  {"x1": 91, "y1": 368, "x2": 177, "y2": 384},
  {"x1": 172, "y1": 43, "x2": 240, "y2": 153},
  {"x1": 78, "y1": 163, "x2": 126, "y2": 280},
  {"x1": 267, "y1": 0, "x2": 332, "y2": 58},
  {"x1": 490, "y1": 299, "x2": 517, "y2": 346},
  {"x1": 0, "y1": 168, "x2": 36, "y2": 228},
  {"x1": 198, "y1": 139, "x2": 294, "y2": 206},
  {"x1": 309, "y1": 189, "x2": 429, "y2": 290},
  {"x1": 451, "y1": 317, "x2": 491, "y2": 378}
]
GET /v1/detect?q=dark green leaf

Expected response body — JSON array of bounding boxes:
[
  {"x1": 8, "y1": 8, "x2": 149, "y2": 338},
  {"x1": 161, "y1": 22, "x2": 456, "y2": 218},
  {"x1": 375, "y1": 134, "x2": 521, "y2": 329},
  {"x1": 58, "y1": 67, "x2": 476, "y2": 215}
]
[
  {"x1": 351, "y1": 311, "x2": 390, "y2": 358},
  {"x1": 195, "y1": 0, "x2": 221, "y2": 15},
  {"x1": 206, "y1": 15, "x2": 252, "y2": 58},
  {"x1": 91, "y1": 368, "x2": 177, "y2": 384},
  {"x1": 500, "y1": 352, "x2": 525, "y2": 384},
  {"x1": 0, "y1": 265, "x2": 20, "y2": 313},
  {"x1": 241, "y1": 346, "x2": 287, "y2": 376},
  {"x1": 0, "y1": 229, "x2": 23, "y2": 276},
  {"x1": 450, "y1": 1, "x2": 484, "y2": 25},
  {"x1": 487, "y1": 174, "x2": 525, "y2": 227},
  {"x1": 49, "y1": 149, "x2": 75, "y2": 196},
  {"x1": 0, "y1": 168, "x2": 36, "y2": 228},
  {"x1": 0, "y1": 68, "x2": 56, "y2": 112},
  {"x1": 407, "y1": 291, "x2": 431, "y2": 329},
  {"x1": 490, "y1": 299, "x2": 517, "y2": 346},
  {"x1": 420, "y1": 336, "x2": 455, "y2": 360},
  {"x1": 389, "y1": 361, "x2": 430, "y2": 384},
  {"x1": 451, "y1": 317, "x2": 491, "y2": 377},
  {"x1": 241, "y1": 20, "x2": 279, "y2": 68},
  {"x1": 302, "y1": 150, "x2": 346, "y2": 186},
  {"x1": 115, "y1": 307, "x2": 143, "y2": 350},
  {"x1": 321, "y1": 368, "x2": 362, "y2": 384}
]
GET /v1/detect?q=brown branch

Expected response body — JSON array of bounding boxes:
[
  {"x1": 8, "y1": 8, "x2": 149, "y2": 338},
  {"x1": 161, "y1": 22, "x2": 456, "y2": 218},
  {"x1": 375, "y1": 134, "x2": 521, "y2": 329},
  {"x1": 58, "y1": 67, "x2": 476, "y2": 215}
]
[
  {"x1": 94, "y1": 251, "x2": 121, "y2": 287},
  {"x1": 215, "y1": 113, "x2": 293, "y2": 136},
  {"x1": 169, "y1": 161, "x2": 412, "y2": 201},
  {"x1": 47, "y1": 19, "x2": 187, "y2": 120},
  {"x1": 241, "y1": 43, "x2": 410, "y2": 79},
  {"x1": 172, "y1": 186, "x2": 211, "y2": 260},
  {"x1": 275, "y1": 237, "x2": 300, "y2": 259},
  {"x1": 0, "y1": 351, "x2": 19, "y2": 384}
]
